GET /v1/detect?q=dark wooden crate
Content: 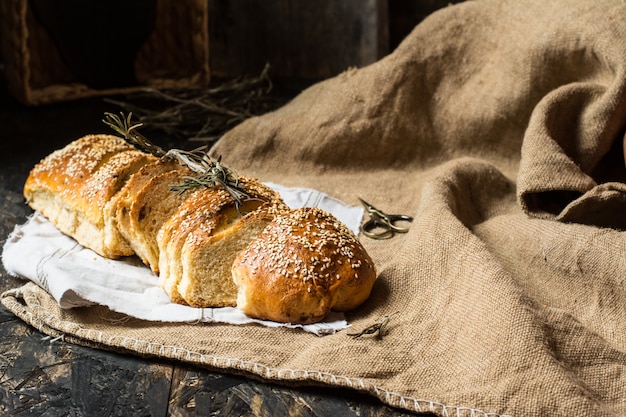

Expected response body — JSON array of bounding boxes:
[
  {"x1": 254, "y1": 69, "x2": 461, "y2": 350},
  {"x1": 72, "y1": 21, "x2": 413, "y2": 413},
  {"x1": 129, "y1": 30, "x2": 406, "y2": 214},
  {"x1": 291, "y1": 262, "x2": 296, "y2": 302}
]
[{"x1": 0, "y1": 0, "x2": 209, "y2": 105}]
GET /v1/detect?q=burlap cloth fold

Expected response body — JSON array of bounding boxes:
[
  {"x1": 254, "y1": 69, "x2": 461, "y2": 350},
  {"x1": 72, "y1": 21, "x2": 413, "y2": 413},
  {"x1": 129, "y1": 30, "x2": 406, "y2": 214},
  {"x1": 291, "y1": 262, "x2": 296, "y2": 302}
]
[{"x1": 3, "y1": 0, "x2": 626, "y2": 415}]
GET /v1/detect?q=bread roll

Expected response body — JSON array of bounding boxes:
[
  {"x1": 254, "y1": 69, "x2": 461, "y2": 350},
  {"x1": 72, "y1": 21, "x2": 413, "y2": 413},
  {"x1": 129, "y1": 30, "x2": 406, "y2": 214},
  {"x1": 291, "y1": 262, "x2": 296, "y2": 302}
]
[
  {"x1": 156, "y1": 190, "x2": 212, "y2": 304},
  {"x1": 24, "y1": 134, "x2": 378, "y2": 324},
  {"x1": 158, "y1": 178, "x2": 285, "y2": 307},
  {"x1": 108, "y1": 158, "x2": 180, "y2": 257},
  {"x1": 232, "y1": 207, "x2": 377, "y2": 324},
  {"x1": 24, "y1": 134, "x2": 156, "y2": 257},
  {"x1": 116, "y1": 165, "x2": 197, "y2": 272}
]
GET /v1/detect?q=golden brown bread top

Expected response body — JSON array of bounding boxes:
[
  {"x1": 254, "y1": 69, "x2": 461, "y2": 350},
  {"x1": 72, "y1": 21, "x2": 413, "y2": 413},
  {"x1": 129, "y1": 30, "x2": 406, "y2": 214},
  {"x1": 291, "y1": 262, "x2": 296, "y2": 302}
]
[
  {"x1": 159, "y1": 176, "x2": 284, "y2": 252},
  {"x1": 113, "y1": 158, "x2": 181, "y2": 214},
  {"x1": 24, "y1": 134, "x2": 157, "y2": 226},
  {"x1": 232, "y1": 207, "x2": 377, "y2": 324}
]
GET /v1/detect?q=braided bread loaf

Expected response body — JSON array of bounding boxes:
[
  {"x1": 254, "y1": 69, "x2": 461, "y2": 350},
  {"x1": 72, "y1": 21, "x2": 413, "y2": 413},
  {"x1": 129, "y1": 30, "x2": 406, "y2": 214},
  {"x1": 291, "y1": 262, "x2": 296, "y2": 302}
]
[{"x1": 23, "y1": 134, "x2": 377, "y2": 323}]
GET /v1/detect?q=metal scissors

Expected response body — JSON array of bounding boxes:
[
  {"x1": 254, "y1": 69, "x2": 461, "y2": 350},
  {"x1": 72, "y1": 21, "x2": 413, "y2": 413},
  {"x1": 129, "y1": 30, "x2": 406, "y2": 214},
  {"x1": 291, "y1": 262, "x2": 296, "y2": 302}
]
[{"x1": 359, "y1": 198, "x2": 413, "y2": 239}]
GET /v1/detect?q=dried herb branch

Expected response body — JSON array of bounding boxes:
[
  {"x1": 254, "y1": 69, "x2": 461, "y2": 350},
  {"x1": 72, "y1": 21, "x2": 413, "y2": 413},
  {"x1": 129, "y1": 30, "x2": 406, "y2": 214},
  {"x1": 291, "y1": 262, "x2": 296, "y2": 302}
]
[
  {"x1": 347, "y1": 312, "x2": 398, "y2": 340},
  {"x1": 164, "y1": 145, "x2": 215, "y2": 174},
  {"x1": 103, "y1": 112, "x2": 166, "y2": 157},
  {"x1": 170, "y1": 155, "x2": 253, "y2": 208},
  {"x1": 104, "y1": 63, "x2": 286, "y2": 144},
  {"x1": 104, "y1": 112, "x2": 255, "y2": 208}
]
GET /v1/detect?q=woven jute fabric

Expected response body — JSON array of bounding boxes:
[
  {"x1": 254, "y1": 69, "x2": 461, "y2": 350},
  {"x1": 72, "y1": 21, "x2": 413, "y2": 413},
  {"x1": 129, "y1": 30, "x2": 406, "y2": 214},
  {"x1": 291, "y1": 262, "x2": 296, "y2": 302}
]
[{"x1": 2, "y1": 0, "x2": 626, "y2": 415}]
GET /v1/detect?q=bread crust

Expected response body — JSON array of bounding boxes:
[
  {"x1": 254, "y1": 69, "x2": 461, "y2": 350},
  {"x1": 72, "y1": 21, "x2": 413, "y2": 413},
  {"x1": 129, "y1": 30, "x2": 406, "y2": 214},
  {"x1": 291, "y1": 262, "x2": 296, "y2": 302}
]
[
  {"x1": 24, "y1": 134, "x2": 156, "y2": 257},
  {"x1": 232, "y1": 207, "x2": 377, "y2": 324}
]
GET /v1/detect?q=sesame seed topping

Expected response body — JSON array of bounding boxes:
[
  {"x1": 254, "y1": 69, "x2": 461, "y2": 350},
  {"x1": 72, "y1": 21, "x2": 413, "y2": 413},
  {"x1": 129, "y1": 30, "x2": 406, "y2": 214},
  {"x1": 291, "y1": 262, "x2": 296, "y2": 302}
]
[{"x1": 238, "y1": 207, "x2": 373, "y2": 289}]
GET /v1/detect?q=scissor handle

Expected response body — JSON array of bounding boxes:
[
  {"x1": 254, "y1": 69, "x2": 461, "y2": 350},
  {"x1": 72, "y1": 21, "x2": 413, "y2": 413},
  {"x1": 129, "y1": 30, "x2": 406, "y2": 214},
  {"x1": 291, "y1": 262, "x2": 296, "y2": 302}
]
[
  {"x1": 361, "y1": 218, "x2": 395, "y2": 239},
  {"x1": 360, "y1": 214, "x2": 413, "y2": 239},
  {"x1": 385, "y1": 214, "x2": 413, "y2": 233},
  {"x1": 358, "y1": 198, "x2": 414, "y2": 239}
]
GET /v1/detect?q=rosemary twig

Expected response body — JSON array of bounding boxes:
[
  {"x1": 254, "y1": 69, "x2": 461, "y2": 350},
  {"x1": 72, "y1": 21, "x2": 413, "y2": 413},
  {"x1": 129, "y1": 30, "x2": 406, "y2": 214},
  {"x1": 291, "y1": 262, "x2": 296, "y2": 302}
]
[
  {"x1": 104, "y1": 112, "x2": 256, "y2": 208},
  {"x1": 347, "y1": 312, "x2": 398, "y2": 340},
  {"x1": 103, "y1": 112, "x2": 166, "y2": 157},
  {"x1": 165, "y1": 146, "x2": 214, "y2": 174},
  {"x1": 169, "y1": 155, "x2": 251, "y2": 207}
]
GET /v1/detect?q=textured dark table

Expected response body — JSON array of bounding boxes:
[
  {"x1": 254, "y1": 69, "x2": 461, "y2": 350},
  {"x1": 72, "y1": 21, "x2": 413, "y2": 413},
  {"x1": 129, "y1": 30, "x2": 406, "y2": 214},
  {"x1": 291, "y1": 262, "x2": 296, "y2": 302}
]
[{"x1": 0, "y1": 88, "x2": 428, "y2": 417}]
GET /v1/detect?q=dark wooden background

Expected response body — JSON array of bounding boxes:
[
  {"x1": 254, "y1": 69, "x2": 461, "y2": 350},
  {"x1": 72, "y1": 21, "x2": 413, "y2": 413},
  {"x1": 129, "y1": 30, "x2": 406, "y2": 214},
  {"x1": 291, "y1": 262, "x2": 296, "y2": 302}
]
[
  {"x1": 0, "y1": 1, "x2": 461, "y2": 415},
  {"x1": 210, "y1": 0, "x2": 465, "y2": 87},
  {"x1": 208, "y1": 0, "x2": 463, "y2": 85},
  {"x1": 1, "y1": 0, "x2": 465, "y2": 99}
]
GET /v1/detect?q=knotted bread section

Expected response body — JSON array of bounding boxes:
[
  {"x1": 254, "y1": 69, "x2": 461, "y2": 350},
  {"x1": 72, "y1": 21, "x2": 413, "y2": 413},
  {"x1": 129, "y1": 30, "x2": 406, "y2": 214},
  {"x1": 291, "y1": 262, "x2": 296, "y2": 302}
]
[{"x1": 232, "y1": 207, "x2": 377, "y2": 324}]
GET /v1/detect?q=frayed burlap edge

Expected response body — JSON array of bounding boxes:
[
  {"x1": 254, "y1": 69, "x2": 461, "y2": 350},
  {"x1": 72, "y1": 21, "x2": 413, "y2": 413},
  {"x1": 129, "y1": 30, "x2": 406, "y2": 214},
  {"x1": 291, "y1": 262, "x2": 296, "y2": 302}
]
[{"x1": 1, "y1": 283, "x2": 513, "y2": 417}]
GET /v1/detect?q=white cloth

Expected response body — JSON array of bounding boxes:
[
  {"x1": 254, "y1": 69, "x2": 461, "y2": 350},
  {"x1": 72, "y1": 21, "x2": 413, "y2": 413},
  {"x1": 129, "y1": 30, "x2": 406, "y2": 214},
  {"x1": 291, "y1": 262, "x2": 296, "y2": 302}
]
[{"x1": 1, "y1": 185, "x2": 364, "y2": 336}]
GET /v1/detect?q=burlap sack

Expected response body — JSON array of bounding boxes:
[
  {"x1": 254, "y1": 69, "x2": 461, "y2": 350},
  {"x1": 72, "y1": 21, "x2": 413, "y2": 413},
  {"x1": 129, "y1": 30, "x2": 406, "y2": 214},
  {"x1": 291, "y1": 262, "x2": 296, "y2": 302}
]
[{"x1": 2, "y1": 0, "x2": 625, "y2": 415}]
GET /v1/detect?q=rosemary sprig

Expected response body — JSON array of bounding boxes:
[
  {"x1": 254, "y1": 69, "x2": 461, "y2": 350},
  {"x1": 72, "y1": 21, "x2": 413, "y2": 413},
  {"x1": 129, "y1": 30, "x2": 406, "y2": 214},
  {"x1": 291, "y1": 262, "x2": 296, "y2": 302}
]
[
  {"x1": 347, "y1": 312, "x2": 398, "y2": 340},
  {"x1": 103, "y1": 112, "x2": 166, "y2": 157},
  {"x1": 164, "y1": 145, "x2": 215, "y2": 174},
  {"x1": 169, "y1": 155, "x2": 251, "y2": 207},
  {"x1": 104, "y1": 112, "x2": 255, "y2": 208}
]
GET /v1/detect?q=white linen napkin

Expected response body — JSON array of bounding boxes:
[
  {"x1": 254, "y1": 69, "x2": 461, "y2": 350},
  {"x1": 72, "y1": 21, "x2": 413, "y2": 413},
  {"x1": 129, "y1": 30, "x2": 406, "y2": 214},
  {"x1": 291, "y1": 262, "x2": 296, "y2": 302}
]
[{"x1": 2, "y1": 185, "x2": 364, "y2": 336}]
